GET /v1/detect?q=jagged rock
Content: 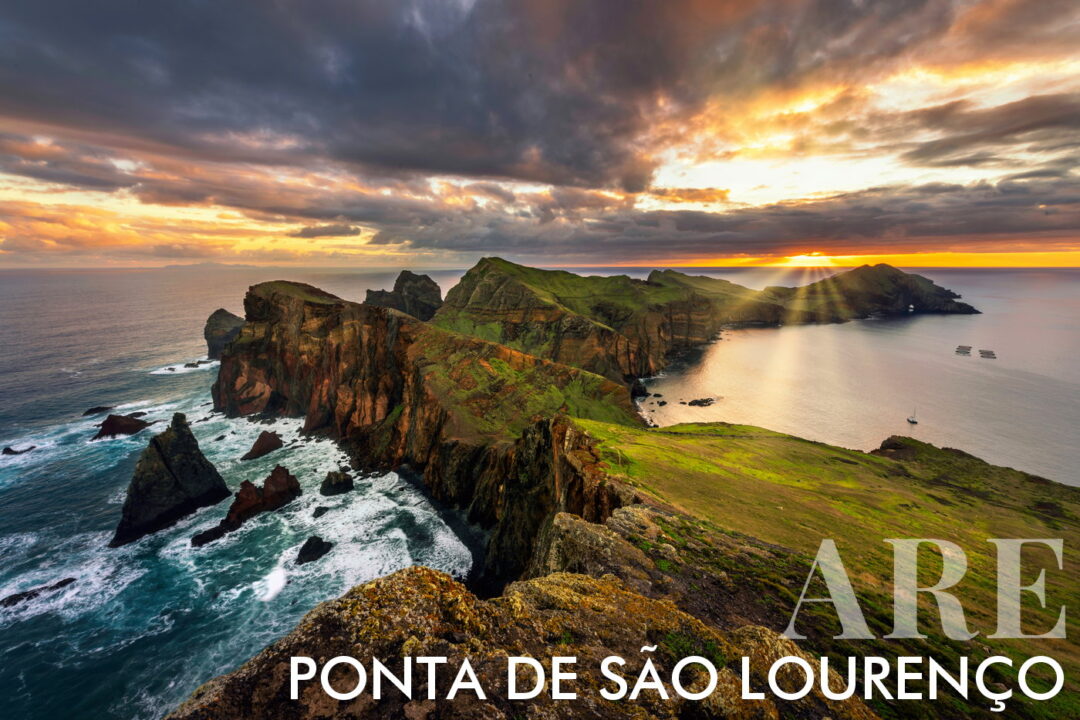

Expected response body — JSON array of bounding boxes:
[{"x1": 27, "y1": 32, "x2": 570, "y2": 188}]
[
  {"x1": 240, "y1": 430, "x2": 282, "y2": 461},
  {"x1": 312, "y1": 506, "x2": 330, "y2": 519},
  {"x1": 1, "y1": 577, "x2": 76, "y2": 608},
  {"x1": 2, "y1": 445, "x2": 35, "y2": 456},
  {"x1": 82, "y1": 405, "x2": 113, "y2": 416},
  {"x1": 93, "y1": 413, "x2": 152, "y2": 440},
  {"x1": 204, "y1": 308, "x2": 244, "y2": 360},
  {"x1": 295, "y1": 535, "x2": 333, "y2": 565},
  {"x1": 183, "y1": 362, "x2": 199, "y2": 369},
  {"x1": 687, "y1": 397, "x2": 714, "y2": 407},
  {"x1": 363, "y1": 270, "x2": 442, "y2": 321},
  {"x1": 318, "y1": 470, "x2": 353, "y2": 496},
  {"x1": 166, "y1": 567, "x2": 877, "y2": 720},
  {"x1": 109, "y1": 413, "x2": 230, "y2": 547},
  {"x1": 192, "y1": 466, "x2": 300, "y2": 547}
]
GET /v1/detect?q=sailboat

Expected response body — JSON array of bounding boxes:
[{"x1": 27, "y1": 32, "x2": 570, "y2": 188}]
[{"x1": 907, "y1": 406, "x2": 918, "y2": 425}]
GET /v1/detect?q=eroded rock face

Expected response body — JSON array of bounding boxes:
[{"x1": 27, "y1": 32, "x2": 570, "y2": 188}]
[
  {"x1": 167, "y1": 567, "x2": 877, "y2": 720},
  {"x1": 319, "y1": 470, "x2": 353, "y2": 496},
  {"x1": 204, "y1": 308, "x2": 244, "y2": 360},
  {"x1": 110, "y1": 413, "x2": 230, "y2": 547},
  {"x1": 191, "y1": 465, "x2": 300, "y2": 547},
  {"x1": 93, "y1": 413, "x2": 152, "y2": 440},
  {"x1": 364, "y1": 270, "x2": 442, "y2": 321},
  {"x1": 240, "y1": 430, "x2": 283, "y2": 461}
]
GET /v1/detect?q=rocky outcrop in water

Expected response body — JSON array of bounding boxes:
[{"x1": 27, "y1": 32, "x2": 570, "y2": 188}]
[
  {"x1": 204, "y1": 308, "x2": 244, "y2": 360},
  {"x1": 319, "y1": 470, "x2": 353, "y2": 496},
  {"x1": 2, "y1": 445, "x2": 35, "y2": 456},
  {"x1": 363, "y1": 270, "x2": 442, "y2": 321},
  {"x1": 0, "y1": 577, "x2": 76, "y2": 608},
  {"x1": 191, "y1": 465, "x2": 300, "y2": 547},
  {"x1": 295, "y1": 535, "x2": 333, "y2": 565},
  {"x1": 82, "y1": 405, "x2": 113, "y2": 416},
  {"x1": 109, "y1": 413, "x2": 230, "y2": 547},
  {"x1": 93, "y1": 413, "x2": 152, "y2": 440},
  {"x1": 240, "y1": 430, "x2": 283, "y2": 461}
]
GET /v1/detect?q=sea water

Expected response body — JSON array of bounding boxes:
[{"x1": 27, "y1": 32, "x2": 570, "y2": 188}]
[{"x1": 0, "y1": 267, "x2": 471, "y2": 720}]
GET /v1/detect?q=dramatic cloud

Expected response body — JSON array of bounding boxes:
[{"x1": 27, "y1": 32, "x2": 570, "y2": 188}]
[{"x1": 0, "y1": 0, "x2": 1077, "y2": 266}]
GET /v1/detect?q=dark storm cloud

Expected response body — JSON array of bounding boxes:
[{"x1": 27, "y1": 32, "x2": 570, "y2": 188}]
[
  {"x1": 0, "y1": 0, "x2": 966, "y2": 190},
  {"x1": 289, "y1": 223, "x2": 362, "y2": 238}
]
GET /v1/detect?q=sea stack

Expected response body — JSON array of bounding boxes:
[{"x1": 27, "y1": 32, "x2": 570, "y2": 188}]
[
  {"x1": 191, "y1": 465, "x2": 301, "y2": 547},
  {"x1": 363, "y1": 270, "x2": 442, "y2": 321},
  {"x1": 204, "y1": 308, "x2": 244, "y2": 360},
  {"x1": 110, "y1": 413, "x2": 230, "y2": 547}
]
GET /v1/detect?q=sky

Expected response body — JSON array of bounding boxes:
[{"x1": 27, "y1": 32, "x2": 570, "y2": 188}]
[{"x1": 0, "y1": 0, "x2": 1077, "y2": 269}]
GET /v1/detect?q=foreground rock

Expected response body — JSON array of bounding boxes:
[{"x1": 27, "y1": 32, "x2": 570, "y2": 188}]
[
  {"x1": 240, "y1": 430, "x2": 282, "y2": 461},
  {"x1": 109, "y1": 414, "x2": 230, "y2": 547},
  {"x1": 319, "y1": 470, "x2": 353, "y2": 496},
  {"x1": 204, "y1": 308, "x2": 244, "y2": 360},
  {"x1": 295, "y1": 535, "x2": 333, "y2": 565},
  {"x1": 93, "y1": 413, "x2": 152, "y2": 440},
  {"x1": 0, "y1": 577, "x2": 76, "y2": 608},
  {"x1": 2, "y1": 445, "x2": 35, "y2": 456},
  {"x1": 191, "y1": 465, "x2": 300, "y2": 547},
  {"x1": 363, "y1": 269, "x2": 442, "y2": 321},
  {"x1": 167, "y1": 567, "x2": 876, "y2": 720}
]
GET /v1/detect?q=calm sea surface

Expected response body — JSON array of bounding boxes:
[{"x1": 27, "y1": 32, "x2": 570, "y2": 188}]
[{"x1": 0, "y1": 265, "x2": 1076, "y2": 719}]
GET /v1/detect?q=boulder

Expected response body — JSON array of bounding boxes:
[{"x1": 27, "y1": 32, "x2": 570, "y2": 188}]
[
  {"x1": 82, "y1": 405, "x2": 113, "y2": 416},
  {"x1": 204, "y1": 308, "x2": 245, "y2": 360},
  {"x1": 2, "y1": 445, "x2": 35, "y2": 456},
  {"x1": 240, "y1": 431, "x2": 283, "y2": 461},
  {"x1": 312, "y1": 506, "x2": 330, "y2": 519},
  {"x1": 0, "y1": 577, "x2": 76, "y2": 608},
  {"x1": 192, "y1": 465, "x2": 301, "y2": 547},
  {"x1": 688, "y1": 397, "x2": 715, "y2": 407},
  {"x1": 319, "y1": 470, "x2": 353, "y2": 496},
  {"x1": 296, "y1": 535, "x2": 333, "y2": 565},
  {"x1": 93, "y1": 413, "x2": 152, "y2": 440},
  {"x1": 363, "y1": 270, "x2": 442, "y2": 321},
  {"x1": 109, "y1": 414, "x2": 230, "y2": 547}
]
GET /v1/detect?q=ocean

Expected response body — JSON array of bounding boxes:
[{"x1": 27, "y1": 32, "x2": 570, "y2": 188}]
[{"x1": 0, "y1": 265, "x2": 1077, "y2": 719}]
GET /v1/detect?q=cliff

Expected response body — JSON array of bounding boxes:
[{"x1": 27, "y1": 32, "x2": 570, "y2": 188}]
[
  {"x1": 364, "y1": 269, "x2": 443, "y2": 320},
  {"x1": 203, "y1": 308, "x2": 244, "y2": 360},
  {"x1": 433, "y1": 258, "x2": 978, "y2": 384},
  {"x1": 110, "y1": 413, "x2": 230, "y2": 547}
]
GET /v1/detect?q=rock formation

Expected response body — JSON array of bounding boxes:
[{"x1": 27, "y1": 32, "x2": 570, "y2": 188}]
[
  {"x1": 319, "y1": 470, "x2": 353, "y2": 496},
  {"x1": 295, "y1": 535, "x2": 333, "y2": 565},
  {"x1": 109, "y1": 413, "x2": 230, "y2": 547},
  {"x1": 191, "y1": 465, "x2": 301, "y2": 546},
  {"x1": 82, "y1": 405, "x2": 113, "y2": 416},
  {"x1": 204, "y1": 308, "x2": 244, "y2": 360},
  {"x1": 363, "y1": 269, "x2": 442, "y2": 320},
  {"x1": 93, "y1": 413, "x2": 152, "y2": 440},
  {"x1": 1, "y1": 577, "x2": 76, "y2": 608},
  {"x1": 240, "y1": 430, "x2": 282, "y2": 461},
  {"x1": 2, "y1": 445, "x2": 35, "y2": 456}
]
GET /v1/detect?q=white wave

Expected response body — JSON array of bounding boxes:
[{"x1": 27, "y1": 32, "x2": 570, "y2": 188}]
[
  {"x1": 257, "y1": 565, "x2": 288, "y2": 602},
  {"x1": 149, "y1": 359, "x2": 219, "y2": 376}
]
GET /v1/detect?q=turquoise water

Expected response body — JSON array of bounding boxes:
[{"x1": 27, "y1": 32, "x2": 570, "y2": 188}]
[{"x1": 0, "y1": 268, "x2": 472, "y2": 720}]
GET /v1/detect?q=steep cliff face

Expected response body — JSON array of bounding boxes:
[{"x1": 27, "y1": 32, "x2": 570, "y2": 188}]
[
  {"x1": 433, "y1": 258, "x2": 979, "y2": 385},
  {"x1": 364, "y1": 269, "x2": 443, "y2": 320},
  {"x1": 213, "y1": 280, "x2": 640, "y2": 585},
  {"x1": 203, "y1": 308, "x2": 244, "y2": 360}
]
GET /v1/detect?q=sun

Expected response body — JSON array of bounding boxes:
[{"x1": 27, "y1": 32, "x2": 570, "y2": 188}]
[{"x1": 780, "y1": 252, "x2": 838, "y2": 267}]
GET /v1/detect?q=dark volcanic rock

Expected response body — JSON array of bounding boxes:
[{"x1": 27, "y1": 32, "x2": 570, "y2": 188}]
[
  {"x1": 318, "y1": 470, "x2": 353, "y2": 496},
  {"x1": 363, "y1": 270, "x2": 442, "y2": 321},
  {"x1": 93, "y1": 413, "x2": 152, "y2": 440},
  {"x1": 2, "y1": 445, "x2": 35, "y2": 456},
  {"x1": 204, "y1": 308, "x2": 245, "y2": 360},
  {"x1": 240, "y1": 431, "x2": 283, "y2": 461},
  {"x1": 312, "y1": 506, "x2": 330, "y2": 519},
  {"x1": 192, "y1": 466, "x2": 300, "y2": 547},
  {"x1": 295, "y1": 535, "x2": 333, "y2": 565},
  {"x1": 1, "y1": 577, "x2": 76, "y2": 608},
  {"x1": 82, "y1": 405, "x2": 113, "y2": 416},
  {"x1": 688, "y1": 397, "x2": 714, "y2": 407},
  {"x1": 110, "y1": 413, "x2": 230, "y2": 547}
]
